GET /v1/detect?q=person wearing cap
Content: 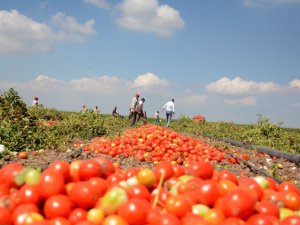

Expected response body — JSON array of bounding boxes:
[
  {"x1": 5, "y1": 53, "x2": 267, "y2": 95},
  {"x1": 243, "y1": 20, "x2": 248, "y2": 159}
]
[
  {"x1": 32, "y1": 96, "x2": 39, "y2": 106},
  {"x1": 161, "y1": 98, "x2": 175, "y2": 128},
  {"x1": 129, "y1": 92, "x2": 140, "y2": 121}
]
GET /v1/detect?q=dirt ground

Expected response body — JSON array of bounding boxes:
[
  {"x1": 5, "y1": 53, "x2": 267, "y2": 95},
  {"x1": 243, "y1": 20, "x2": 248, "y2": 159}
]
[{"x1": 1, "y1": 135, "x2": 299, "y2": 188}]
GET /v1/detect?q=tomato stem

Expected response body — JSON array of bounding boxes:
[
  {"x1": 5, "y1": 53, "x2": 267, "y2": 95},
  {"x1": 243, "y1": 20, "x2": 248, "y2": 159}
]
[{"x1": 152, "y1": 172, "x2": 165, "y2": 209}]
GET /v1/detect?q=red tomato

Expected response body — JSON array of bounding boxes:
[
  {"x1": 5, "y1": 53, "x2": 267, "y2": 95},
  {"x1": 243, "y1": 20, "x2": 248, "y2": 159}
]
[
  {"x1": 239, "y1": 177, "x2": 264, "y2": 201},
  {"x1": 0, "y1": 163, "x2": 24, "y2": 188},
  {"x1": 0, "y1": 207, "x2": 12, "y2": 225},
  {"x1": 48, "y1": 217, "x2": 71, "y2": 225},
  {"x1": 38, "y1": 169, "x2": 65, "y2": 199},
  {"x1": 219, "y1": 217, "x2": 245, "y2": 225},
  {"x1": 68, "y1": 208, "x2": 88, "y2": 225},
  {"x1": 172, "y1": 164, "x2": 185, "y2": 177},
  {"x1": 265, "y1": 177, "x2": 278, "y2": 190},
  {"x1": 186, "y1": 160, "x2": 214, "y2": 180},
  {"x1": 88, "y1": 177, "x2": 108, "y2": 198},
  {"x1": 277, "y1": 181, "x2": 299, "y2": 194},
  {"x1": 280, "y1": 215, "x2": 300, "y2": 225},
  {"x1": 151, "y1": 187, "x2": 170, "y2": 205},
  {"x1": 222, "y1": 188, "x2": 257, "y2": 220},
  {"x1": 18, "y1": 184, "x2": 42, "y2": 205},
  {"x1": 48, "y1": 160, "x2": 70, "y2": 180},
  {"x1": 196, "y1": 180, "x2": 219, "y2": 207},
  {"x1": 44, "y1": 194, "x2": 74, "y2": 219},
  {"x1": 246, "y1": 213, "x2": 278, "y2": 225},
  {"x1": 79, "y1": 159, "x2": 102, "y2": 181},
  {"x1": 153, "y1": 161, "x2": 174, "y2": 182},
  {"x1": 255, "y1": 201, "x2": 280, "y2": 217},
  {"x1": 217, "y1": 170, "x2": 238, "y2": 184},
  {"x1": 117, "y1": 198, "x2": 150, "y2": 225},
  {"x1": 93, "y1": 156, "x2": 115, "y2": 178},
  {"x1": 0, "y1": 183, "x2": 10, "y2": 197},
  {"x1": 68, "y1": 181, "x2": 98, "y2": 209},
  {"x1": 164, "y1": 194, "x2": 191, "y2": 218},
  {"x1": 102, "y1": 215, "x2": 129, "y2": 225},
  {"x1": 155, "y1": 213, "x2": 181, "y2": 225},
  {"x1": 218, "y1": 179, "x2": 237, "y2": 197},
  {"x1": 181, "y1": 212, "x2": 210, "y2": 225},
  {"x1": 281, "y1": 191, "x2": 300, "y2": 210},
  {"x1": 204, "y1": 208, "x2": 225, "y2": 225},
  {"x1": 12, "y1": 203, "x2": 40, "y2": 225},
  {"x1": 127, "y1": 184, "x2": 151, "y2": 200}
]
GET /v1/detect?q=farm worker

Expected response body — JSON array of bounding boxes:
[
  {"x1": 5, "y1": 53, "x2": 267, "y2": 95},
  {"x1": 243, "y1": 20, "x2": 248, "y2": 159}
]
[
  {"x1": 32, "y1": 96, "x2": 39, "y2": 106},
  {"x1": 161, "y1": 99, "x2": 175, "y2": 128},
  {"x1": 81, "y1": 105, "x2": 88, "y2": 114},
  {"x1": 112, "y1": 106, "x2": 120, "y2": 117},
  {"x1": 129, "y1": 93, "x2": 140, "y2": 125},
  {"x1": 134, "y1": 98, "x2": 146, "y2": 124},
  {"x1": 94, "y1": 106, "x2": 100, "y2": 115},
  {"x1": 154, "y1": 111, "x2": 160, "y2": 125}
]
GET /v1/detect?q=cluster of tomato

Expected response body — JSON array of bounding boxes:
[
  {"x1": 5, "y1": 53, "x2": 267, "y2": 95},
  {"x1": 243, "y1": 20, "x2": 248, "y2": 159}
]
[
  {"x1": 1, "y1": 155, "x2": 300, "y2": 225},
  {"x1": 83, "y1": 125, "x2": 228, "y2": 164}
]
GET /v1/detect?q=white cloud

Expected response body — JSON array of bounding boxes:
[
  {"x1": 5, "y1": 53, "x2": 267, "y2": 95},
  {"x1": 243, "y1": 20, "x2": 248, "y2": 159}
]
[
  {"x1": 182, "y1": 95, "x2": 208, "y2": 106},
  {"x1": 224, "y1": 96, "x2": 256, "y2": 105},
  {"x1": 289, "y1": 79, "x2": 300, "y2": 90},
  {"x1": 0, "y1": 10, "x2": 96, "y2": 54},
  {"x1": 132, "y1": 72, "x2": 169, "y2": 89},
  {"x1": 206, "y1": 77, "x2": 281, "y2": 95},
  {"x1": 83, "y1": 0, "x2": 110, "y2": 9},
  {"x1": 243, "y1": 0, "x2": 300, "y2": 7},
  {"x1": 117, "y1": 0, "x2": 185, "y2": 37},
  {"x1": 51, "y1": 12, "x2": 96, "y2": 35}
]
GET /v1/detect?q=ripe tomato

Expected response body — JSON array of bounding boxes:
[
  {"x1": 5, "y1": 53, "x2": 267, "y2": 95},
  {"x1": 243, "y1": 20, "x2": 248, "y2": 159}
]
[
  {"x1": 88, "y1": 177, "x2": 108, "y2": 198},
  {"x1": 68, "y1": 208, "x2": 88, "y2": 225},
  {"x1": 222, "y1": 188, "x2": 257, "y2": 220},
  {"x1": 44, "y1": 194, "x2": 74, "y2": 219},
  {"x1": 18, "y1": 184, "x2": 42, "y2": 205},
  {"x1": 12, "y1": 203, "x2": 40, "y2": 225},
  {"x1": 68, "y1": 181, "x2": 98, "y2": 209},
  {"x1": 127, "y1": 184, "x2": 151, "y2": 200},
  {"x1": 79, "y1": 159, "x2": 102, "y2": 181},
  {"x1": 0, "y1": 183, "x2": 10, "y2": 197},
  {"x1": 117, "y1": 198, "x2": 150, "y2": 225},
  {"x1": 0, "y1": 162, "x2": 24, "y2": 188},
  {"x1": 48, "y1": 160, "x2": 70, "y2": 180},
  {"x1": 186, "y1": 160, "x2": 214, "y2": 180},
  {"x1": 246, "y1": 213, "x2": 278, "y2": 225},
  {"x1": 255, "y1": 200, "x2": 280, "y2": 217},
  {"x1": 196, "y1": 180, "x2": 219, "y2": 207},
  {"x1": 38, "y1": 169, "x2": 65, "y2": 199},
  {"x1": 218, "y1": 179, "x2": 237, "y2": 197},
  {"x1": 281, "y1": 191, "x2": 300, "y2": 210},
  {"x1": 219, "y1": 217, "x2": 245, "y2": 225},
  {"x1": 277, "y1": 181, "x2": 299, "y2": 194},
  {"x1": 165, "y1": 194, "x2": 192, "y2": 218},
  {"x1": 217, "y1": 170, "x2": 238, "y2": 184},
  {"x1": 153, "y1": 161, "x2": 174, "y2": 182},
  {"x1": 102, "y1": 215, "x2": 129, "y2": 225},
  {"x1": 93, "y1": 156, "x2": 115, "y2": 178},
  {"x1": 204, "y1": 208, "x2": 225, "y2": 225},
  {"x1": 155, "y1": 213, "x2": 181, "y2": 225},
  {"x1": 181, "y1": 212, "x2": 210, "y2": 225},
  {"x1": 280, "y1": 215, "x2": 300, "y2": 225},
  {"x1": 172, "y1": 164, "x2": 185, "y2": 177},
  {"x1": 18, "y1": 151, "x2": 28, "y2": 159},
  {"x1": 0, "y1": 207, "x2": 12, "y2": 225},
  {"x1": 239, "y1": 177, "x2": 264, "y2": 201},
  {"x1": 48, "y1": 217, "x2": 71, "y2": 225}
]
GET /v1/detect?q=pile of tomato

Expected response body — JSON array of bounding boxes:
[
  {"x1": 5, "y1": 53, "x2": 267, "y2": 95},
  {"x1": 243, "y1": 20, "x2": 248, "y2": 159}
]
[
  {"x1": 83, "y1": 124, "x2": 228, "y2": 164},
  {"x1": 1, "y1": 155, "x2": 300, "y2": 225}
]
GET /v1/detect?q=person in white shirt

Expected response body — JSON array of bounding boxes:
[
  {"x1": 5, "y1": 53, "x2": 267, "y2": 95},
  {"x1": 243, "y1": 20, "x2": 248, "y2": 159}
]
[
  {"x1": 161, "y1": 99, "x2": 175, "y2": 128},
  {"x1": 32, "y1": 96, "x2": 39, "y2": 106}
]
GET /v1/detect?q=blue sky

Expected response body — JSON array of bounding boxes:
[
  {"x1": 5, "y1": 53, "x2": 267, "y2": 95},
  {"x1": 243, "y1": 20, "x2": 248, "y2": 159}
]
[{"x1": 0, "y1": 0, "x2": 300, "y2": 128}]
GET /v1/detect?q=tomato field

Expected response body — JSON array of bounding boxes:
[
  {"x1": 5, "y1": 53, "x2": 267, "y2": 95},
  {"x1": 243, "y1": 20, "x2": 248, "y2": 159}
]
[{"x1": 1, "y1": 88, "x2": 300, "y2": 224}]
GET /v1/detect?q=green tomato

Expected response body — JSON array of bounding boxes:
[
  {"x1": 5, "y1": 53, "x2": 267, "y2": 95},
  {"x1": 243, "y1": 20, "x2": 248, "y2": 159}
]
[
  {"x1": 192, "y1": 204, "x2": 210, "y2": 217},
  {"x1": 253, "y1": 176, "x2": 269, "y2": 189},
  {"x1": 24, "y1": 168, "x2": 41, "y2": 184},
  {"x1": 100, "y1": 187, "x2": 128, "y2": 215}
]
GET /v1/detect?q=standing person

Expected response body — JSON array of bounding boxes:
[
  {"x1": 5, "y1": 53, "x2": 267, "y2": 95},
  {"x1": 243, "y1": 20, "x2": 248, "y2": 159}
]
[
  {"x1": 154, "y1": 111, "x2": 160, "y2": 125},
  {"x1": 93, "y1": 106, "x2": 100, "y2": 115},
  {"x1": 32, "y1": 96, "x2": 39, "y2": 106},
  {"x1": 81, "y1": 105, "x2": 88, "y2": 114},
  {"x1": 134, "y1": 98, "x2": 145, "y2": 124},
  {"x1": 161, "y1": 99, "x2": 175, "y2": 128},
  {"x1": 112, "y1": 106, "x2": 120, "y2": 117},
  {"x1": 129, "y1": 93, "x2": 140, "y2": 125}
]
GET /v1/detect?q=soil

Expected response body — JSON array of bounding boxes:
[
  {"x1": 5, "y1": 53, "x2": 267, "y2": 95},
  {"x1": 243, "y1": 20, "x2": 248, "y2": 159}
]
[{"x1": 1, "y1": 135, "x2": 299, "y2": 188}]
